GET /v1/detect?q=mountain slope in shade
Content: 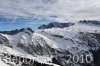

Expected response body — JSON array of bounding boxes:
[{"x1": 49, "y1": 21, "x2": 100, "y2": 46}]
[{"x1": 0, "y1": 22, "x2": 100, "y2": 66}]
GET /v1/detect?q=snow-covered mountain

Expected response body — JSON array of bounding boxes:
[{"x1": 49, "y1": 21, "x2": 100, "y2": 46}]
[{"x1": 0, "y1": 22, "x2": 100, "y2": 66}]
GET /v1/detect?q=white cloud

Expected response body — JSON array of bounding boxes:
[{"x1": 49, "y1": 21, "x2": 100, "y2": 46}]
[{"x1": 0, "y1": 0, "x2": 100, "y2": 21}]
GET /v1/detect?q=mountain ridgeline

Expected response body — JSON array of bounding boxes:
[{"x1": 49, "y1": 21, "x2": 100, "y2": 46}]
[{"x1": 38, "y1": 22, "x2": 75, "y2": 29}]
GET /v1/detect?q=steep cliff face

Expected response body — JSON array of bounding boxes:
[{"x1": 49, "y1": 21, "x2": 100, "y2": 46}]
[
  {"x1": 0, "y1": 22, "x2": 100, "y2": 66},
  {"x1": 0, "y1": 34, "x2": 11, "y2": 47}
]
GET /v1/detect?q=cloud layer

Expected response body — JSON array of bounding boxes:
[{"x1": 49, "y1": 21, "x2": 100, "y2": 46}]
[{"x1": 0, "y1": 0, "x2": 100, "y2": 21}]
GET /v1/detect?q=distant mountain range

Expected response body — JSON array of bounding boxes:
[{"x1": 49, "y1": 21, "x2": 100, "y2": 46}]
[
  {"x1": 79, "y1": 20, "x2": 100, "y2": 25},
  {"x1": 38, "y1": 22, "x2": 75, "y2": 29}
]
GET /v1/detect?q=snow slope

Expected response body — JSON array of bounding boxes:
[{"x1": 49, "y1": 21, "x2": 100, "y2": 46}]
[{"x1": 0, "y1": 22, "x2": 100, "y2": 66}]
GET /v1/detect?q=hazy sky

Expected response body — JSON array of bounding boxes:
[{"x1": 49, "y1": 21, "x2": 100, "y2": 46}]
[
  {"x1": 0, "y1": 0, "x2": 100, "y2": 21},
  {"x1": 0, "y1": 0, "x2": 100, "y2": 30}
]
